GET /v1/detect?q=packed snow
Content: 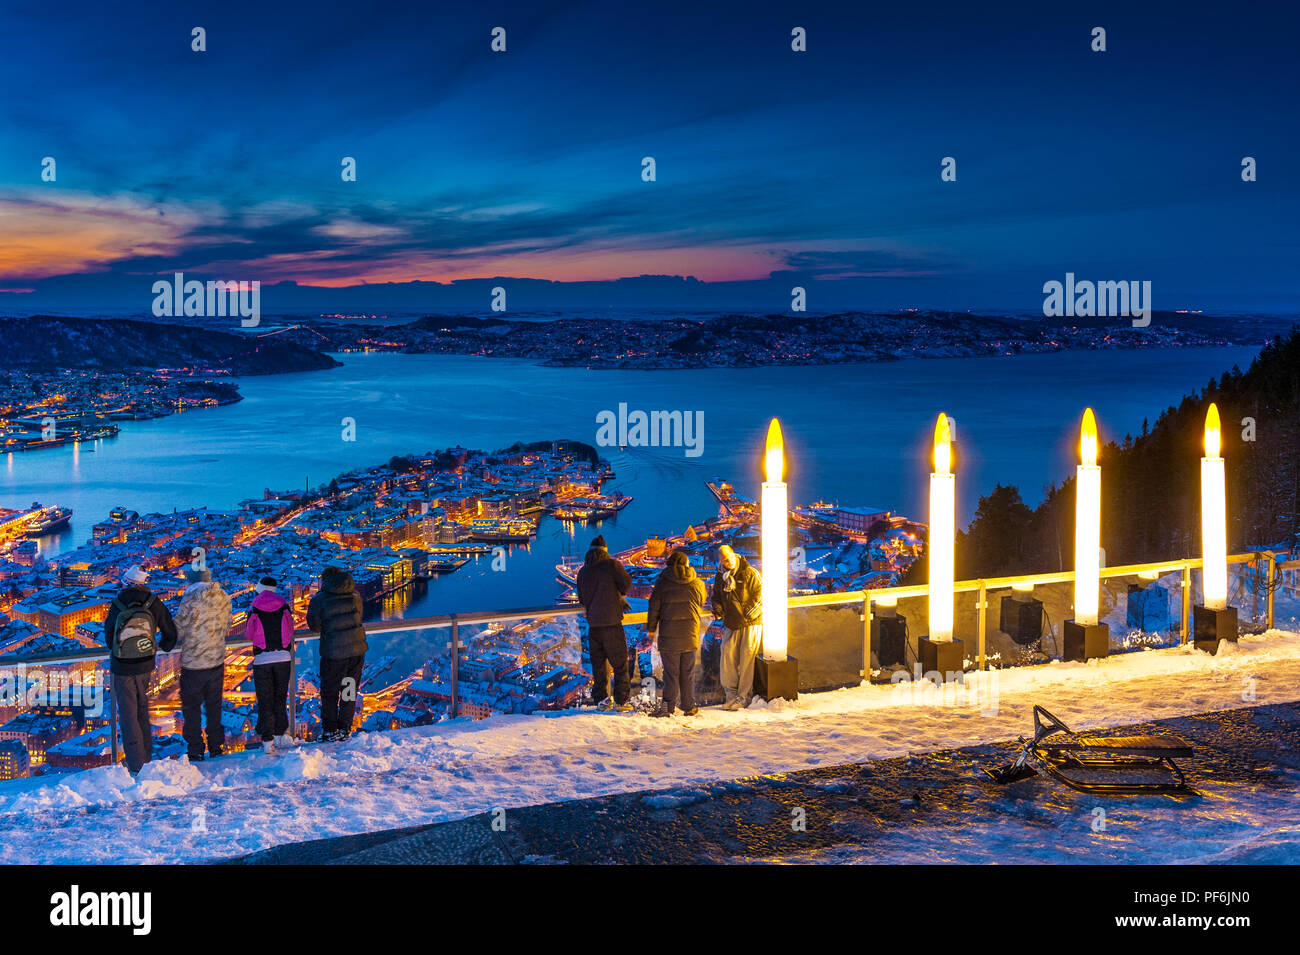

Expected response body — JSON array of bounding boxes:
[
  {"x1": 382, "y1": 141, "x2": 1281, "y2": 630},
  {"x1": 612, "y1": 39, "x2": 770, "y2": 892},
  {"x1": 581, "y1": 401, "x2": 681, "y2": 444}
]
[{"x1": 2, "y1": 630, "x2": 1299, "y2": 863}]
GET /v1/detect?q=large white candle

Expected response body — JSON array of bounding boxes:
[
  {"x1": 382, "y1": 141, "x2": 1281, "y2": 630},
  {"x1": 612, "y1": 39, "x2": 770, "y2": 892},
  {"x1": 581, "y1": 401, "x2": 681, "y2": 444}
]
[
  {"x1": 928, "y1": 413, "x2": 955, "y2": 642},
  {"x1": 1201, "y1": 403, "x2": 1228, "y2": 611},
  {"x1": 1074, "y1": 408, "x2": 1101, "y2": 627},
  {"x1": 761, "y1": 418, "x2": 789, "y2": 662}
]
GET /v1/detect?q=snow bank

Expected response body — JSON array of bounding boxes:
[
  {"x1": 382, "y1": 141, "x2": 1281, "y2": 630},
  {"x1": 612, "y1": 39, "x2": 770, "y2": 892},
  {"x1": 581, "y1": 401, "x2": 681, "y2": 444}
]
[{"x1": 2, "y1": 629, "x2": 1298, "y2": 863}]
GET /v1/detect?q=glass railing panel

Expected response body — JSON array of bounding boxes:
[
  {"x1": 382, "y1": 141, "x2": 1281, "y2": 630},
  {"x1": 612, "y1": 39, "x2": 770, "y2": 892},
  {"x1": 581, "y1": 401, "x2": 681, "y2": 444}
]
[
  {"x1": 1272, "y1": 555, "x2": 1300, "y2": 632},
  {"x1": 1224, "y1": 556, "x2": 1269, "y2": 633},
  {"x1": 787, "y1": 599, "x2": 866, "y2": 692},
  {"x1": 0, "y1": 658, "x2": 113, "y2": 778}
]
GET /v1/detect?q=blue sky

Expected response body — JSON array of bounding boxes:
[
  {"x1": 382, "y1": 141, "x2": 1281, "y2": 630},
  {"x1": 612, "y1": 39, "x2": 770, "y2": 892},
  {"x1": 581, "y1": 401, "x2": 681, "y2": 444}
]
[{"x1": 1, "y1": 0, "x2": 1297, "y2": 312}]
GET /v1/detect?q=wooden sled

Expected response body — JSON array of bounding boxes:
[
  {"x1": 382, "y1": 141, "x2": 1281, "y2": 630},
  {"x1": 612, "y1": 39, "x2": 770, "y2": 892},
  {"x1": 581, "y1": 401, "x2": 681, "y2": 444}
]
[{"x1": 985, "y1": 706, "x2": 1194, "y2": 795}]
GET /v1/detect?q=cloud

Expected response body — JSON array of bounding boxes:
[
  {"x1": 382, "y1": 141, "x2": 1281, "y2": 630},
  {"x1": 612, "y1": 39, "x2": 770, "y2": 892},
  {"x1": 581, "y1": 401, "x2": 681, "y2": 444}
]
[
  {"x1": 0, "y1": 190, "x2": 207, "y2": 279},
  {"x1": 776, "y1": 247, "x2": 952, "y2": 279}
]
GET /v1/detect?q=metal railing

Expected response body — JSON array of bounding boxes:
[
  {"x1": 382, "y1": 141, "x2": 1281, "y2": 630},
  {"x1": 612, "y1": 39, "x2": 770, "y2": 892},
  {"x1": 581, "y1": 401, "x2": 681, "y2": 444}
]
[
  {"x1": 848, "y1": 550, "x2": 1277, "y2": 673},
  {"x1": 2, "y1": 550, "x2": 1281, "y2": 770}
]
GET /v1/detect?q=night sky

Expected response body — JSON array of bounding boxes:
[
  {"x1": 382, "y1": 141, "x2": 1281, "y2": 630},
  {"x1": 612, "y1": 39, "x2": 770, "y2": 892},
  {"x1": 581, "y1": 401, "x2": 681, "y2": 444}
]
[{"x1": 1, "y1": 0, "x2": 1297, "y2": 312}]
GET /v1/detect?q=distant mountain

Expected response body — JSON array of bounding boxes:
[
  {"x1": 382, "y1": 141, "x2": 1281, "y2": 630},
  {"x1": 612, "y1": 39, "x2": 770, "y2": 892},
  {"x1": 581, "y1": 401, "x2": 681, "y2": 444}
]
[
  {"x1": 8, "y1": 271, "x2": 1300, "y2": 316},
  {"x1": 0, "y1": 315, "x2": 341, "y2": 375},
  {"x1": 289, "y1": 309, "x2": 1284, "y2": 370}
]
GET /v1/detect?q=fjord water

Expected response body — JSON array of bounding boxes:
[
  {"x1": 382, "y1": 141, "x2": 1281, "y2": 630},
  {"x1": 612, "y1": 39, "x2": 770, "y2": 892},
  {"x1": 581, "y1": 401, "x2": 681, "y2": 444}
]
[{"x1": 3, "y1": 346, "x2": 1258, "y2": 617}]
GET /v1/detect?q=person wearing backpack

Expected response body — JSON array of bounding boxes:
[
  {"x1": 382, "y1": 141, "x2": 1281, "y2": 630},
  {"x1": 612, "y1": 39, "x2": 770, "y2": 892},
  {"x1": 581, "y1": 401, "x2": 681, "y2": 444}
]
[
  {"x1": 174, "y1": 565, "x2": 232, "y2": 761},
  {"x1": 103, "y1": 565, "x2": 178, "y2": 775},
  {"x1": 306, "y1": 566, "x2": 367, "y2": 742},
  {"x1": 245, "y1": 576, "x2": 296, "y2": 754}
]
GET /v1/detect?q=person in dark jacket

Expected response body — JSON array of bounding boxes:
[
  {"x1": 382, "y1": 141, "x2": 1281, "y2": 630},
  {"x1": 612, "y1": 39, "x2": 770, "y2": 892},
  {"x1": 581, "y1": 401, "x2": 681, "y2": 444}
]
[
  {"x1": 710, "y1": 544, "x2": 763, "y2": 710},
  {"x1": 575, "y1": 535, "x2": 633, "y2": 709},
  {"x1": 246, "y1": 576, "x2": 296, "y2": 753},
  {"x1": 646, "y1": 549, "x2": 707, "y2": 717},
  {"x1": 103, "y1": 565, "x2": 179, "y2": 774},
  {"x1": 306, "y1": 566, "x2": 367, "y2": 741}
]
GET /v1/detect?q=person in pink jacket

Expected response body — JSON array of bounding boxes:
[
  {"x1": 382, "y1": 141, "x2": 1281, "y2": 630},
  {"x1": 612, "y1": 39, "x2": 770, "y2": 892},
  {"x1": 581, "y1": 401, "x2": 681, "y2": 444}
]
[{"x1": 245, "y1": 577, "x2": 296, "y2": 753}]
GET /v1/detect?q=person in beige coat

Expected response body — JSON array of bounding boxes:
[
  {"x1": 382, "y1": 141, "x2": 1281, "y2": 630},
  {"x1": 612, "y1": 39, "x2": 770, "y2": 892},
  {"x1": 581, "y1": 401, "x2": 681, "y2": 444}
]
[{"x1": 175, "y1": 567, "x2": 233, "y2": 761}]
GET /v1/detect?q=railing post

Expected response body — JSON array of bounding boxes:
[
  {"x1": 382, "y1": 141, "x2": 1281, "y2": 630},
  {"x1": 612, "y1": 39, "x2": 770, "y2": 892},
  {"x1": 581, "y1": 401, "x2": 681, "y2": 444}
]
[
  {"x1": 1180, "y1": 562, "x2": 1192, "y2": 644},
  {"x1": 289, "y1": 642, "x2": 297, "y2": 739},
  {"x1": 450, "y1": 614, "x2": 459, "y2": 719},
  {"x1": 1251, "y1": 553, "x2": 1260, "y2": 625},
  {"x1": 109, "y1": 669, "x2": 118, "y2": 767},
  {"x1": 861, "y1": 592, "x2": 871, "y2": 682},
  {"x1": 1266, "y1": 551, "x2": 1276, "y2": 631},
  {"x1": 977, "y1": 580, "x2": 987, "y2": 670}
]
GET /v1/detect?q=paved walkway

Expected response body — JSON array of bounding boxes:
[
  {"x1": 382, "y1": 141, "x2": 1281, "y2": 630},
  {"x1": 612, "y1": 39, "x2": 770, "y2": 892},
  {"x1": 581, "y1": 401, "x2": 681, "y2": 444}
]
[{"x1": 225, "y1": 701, "x2": 1300, "y2": 864}]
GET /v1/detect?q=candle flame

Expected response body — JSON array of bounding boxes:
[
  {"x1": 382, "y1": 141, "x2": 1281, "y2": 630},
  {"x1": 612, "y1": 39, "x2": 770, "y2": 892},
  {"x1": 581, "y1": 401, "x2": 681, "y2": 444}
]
[
  {"x1": 933, "y1": 412, "x2": 951, "y2": 474},
  {"x1": 1080, "y1": 407, "x2": 1098, "y2": 466},
  {"x1": 1205, "y1": 403, "x2": 1221, "y2": 458},
  {"x1": 765, "y1": 418, "x2": 784, "y2": 483}
]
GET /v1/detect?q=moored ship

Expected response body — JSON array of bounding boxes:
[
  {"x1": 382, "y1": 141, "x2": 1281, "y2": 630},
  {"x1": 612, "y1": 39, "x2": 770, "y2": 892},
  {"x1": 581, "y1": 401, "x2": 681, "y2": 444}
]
[
  {"x1": 23, "y1": 503, "x2": 73, "y2": 536},
  {"x1": 466, "y1": 518, "x2": 536, "y2": 542},
  {"x1": 550, "y1": 492, "x2": 632, "y2": 522}
]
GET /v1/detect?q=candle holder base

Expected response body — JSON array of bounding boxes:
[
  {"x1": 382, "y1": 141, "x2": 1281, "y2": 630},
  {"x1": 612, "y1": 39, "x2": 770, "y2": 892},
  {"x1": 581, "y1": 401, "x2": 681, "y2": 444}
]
[
  {"x1": 1193, "y1": 605, "x2": 1237, "y2": 655},
  {"x1": 754, "y1": 655, "x2": 799, "y2": 702},
  {"x1": 917, "y1": 636, "x2": 965, "y2": 677},
  {"x1": 1063, "y1": 620, "x2": 1109, "y2": 662}
]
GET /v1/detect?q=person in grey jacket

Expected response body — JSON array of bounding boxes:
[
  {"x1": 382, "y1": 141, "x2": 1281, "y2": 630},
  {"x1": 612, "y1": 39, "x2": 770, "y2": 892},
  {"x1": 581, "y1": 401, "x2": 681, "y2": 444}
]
[
  {"x1": 646, "y1": 549, "x2": 707, "y2": 717},
  {"x1": 307, "y1": 566, "x2": 367, "y2": 741},
  {"x1": 174, "y1": 566, "x2": 232, "y2": 760}
]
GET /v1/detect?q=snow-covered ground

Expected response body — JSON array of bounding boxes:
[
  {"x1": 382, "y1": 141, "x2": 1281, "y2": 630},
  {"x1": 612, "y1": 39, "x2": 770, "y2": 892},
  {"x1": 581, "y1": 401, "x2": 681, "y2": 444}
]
[{"x1": 3, "y1": 630, "x2": 1299, "y2": 864}]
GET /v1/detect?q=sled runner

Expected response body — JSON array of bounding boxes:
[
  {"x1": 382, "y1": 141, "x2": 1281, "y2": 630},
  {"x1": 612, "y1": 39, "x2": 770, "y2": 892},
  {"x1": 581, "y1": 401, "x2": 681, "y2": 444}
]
[{"x1": 985, "y1": 706, "x2": 1194, "y2": 794}]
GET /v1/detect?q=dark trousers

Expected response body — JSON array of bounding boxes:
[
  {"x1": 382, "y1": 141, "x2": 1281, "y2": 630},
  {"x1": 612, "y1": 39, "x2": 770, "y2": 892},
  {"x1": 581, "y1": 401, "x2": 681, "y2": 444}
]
[
  {"x1": 180, "y1": 665, "x2": 226, "y2": 759},
  {"x1": 253, "y1": 661, "x2": 292, "y2": 740},
  {"x1": 320, "y1": 654, "x2": 365, "y2": 733},
  {"x1": 588, "y1": 625, "x2": 630, "y2": 704},
  {"x1": 114, "y1": 671, "x2": 152, "y2": 774},
  {"x1": 660, "y1": 649, "x2": 696, "y2": 712}
]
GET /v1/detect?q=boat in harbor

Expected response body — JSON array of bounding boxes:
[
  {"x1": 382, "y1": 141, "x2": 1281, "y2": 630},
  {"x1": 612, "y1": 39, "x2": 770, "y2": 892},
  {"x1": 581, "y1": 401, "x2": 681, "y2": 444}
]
[
  {"x1": 549, "y1": 492, "x2": 632, "y2": 522},
  {"x1": 23, "y1": 504, "x2": 73, "y2": 536},
  {"x1": 466, "y1": 518, "x2": 536, "y2": 542},
  {"x1": 426, "y1": 555, "x2": 470, "y2": 573},
  {"x1": 426, "y1": 544, "x2": 495, "y2": 556}
]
